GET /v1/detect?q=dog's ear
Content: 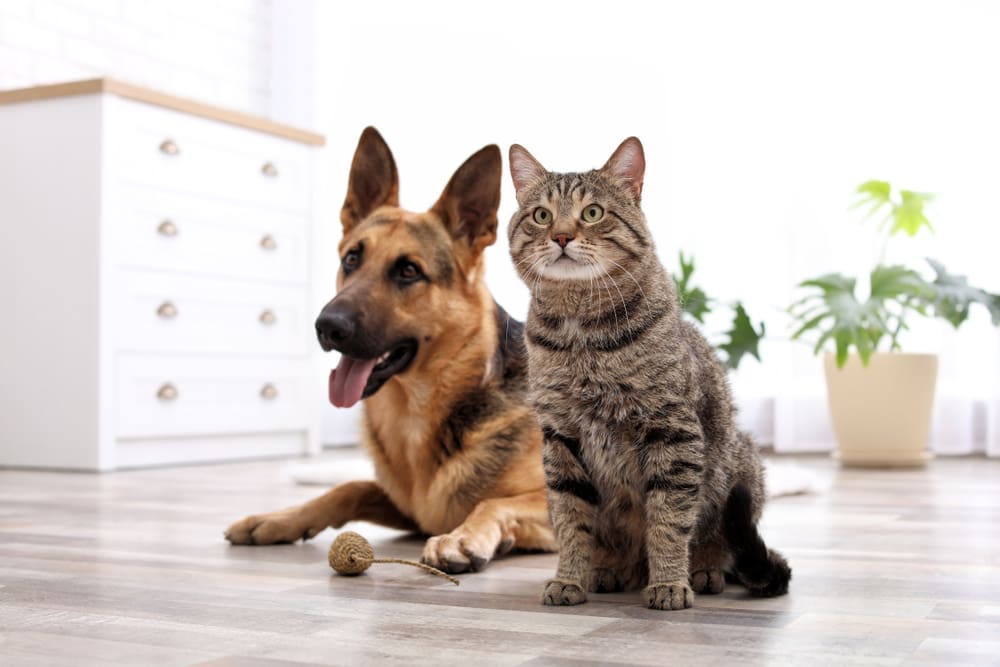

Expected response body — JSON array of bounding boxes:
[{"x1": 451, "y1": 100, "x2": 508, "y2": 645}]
[
  {"x1": 602, "y1": 136, "x2": 645, "y2": 202},
  {"x1": 431, "y1": 144, "x2": 502, "y2": 258},
  {"x1": 341, "y1": 126, "x2": 400, "y2": 233}
]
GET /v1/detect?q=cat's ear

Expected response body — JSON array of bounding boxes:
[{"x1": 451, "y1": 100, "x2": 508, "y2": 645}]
[
  {"x1": 603, "y1": 137, "x2": 646, "y2": 201},
  {"x1": 431, "y1": 144, "x2": 502, "y2": 258},
  {"x1": 509, "y1": 144, "x2": 547, "y2": 201},
  {"x1": 340, "y1": 126, "x2": 400, "y2": 234}
]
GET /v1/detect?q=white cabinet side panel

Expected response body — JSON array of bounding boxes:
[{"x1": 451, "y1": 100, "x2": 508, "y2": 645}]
[{"x1": 1, "y1": 96, "x2": 103, "y2": 469}]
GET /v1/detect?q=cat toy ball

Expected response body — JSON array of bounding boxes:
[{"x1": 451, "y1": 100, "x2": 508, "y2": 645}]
[{"x1": 328, "y1": 531, "x2": 460, "y2": 585}]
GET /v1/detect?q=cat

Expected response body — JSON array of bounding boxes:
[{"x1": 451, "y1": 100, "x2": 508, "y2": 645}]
[{"x1": 506, "y1": 137, "x2": 790, "y2": 610}]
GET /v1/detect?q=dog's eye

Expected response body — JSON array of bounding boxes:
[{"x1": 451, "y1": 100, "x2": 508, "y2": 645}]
[
  {"x1": 342, "y1": 250, "x2": 360, "y2": 272},
  {"x1": 400, "y1": 262, "x2": 421, "y2": 280},
  {"x1": 582, "y1": 204, "x2": 604, "y2": 223},
  {"x1": 533, "y1": 207, "x2": 553, "y2": 225},
  {"x1": 392, "y1": 258, "x2": 425, "y2": 286}
]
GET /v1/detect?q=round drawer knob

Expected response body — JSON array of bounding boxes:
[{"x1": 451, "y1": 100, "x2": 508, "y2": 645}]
[
  {"x1": 159, "y1": 139, "x2": 180, "y2": 156},
  {"x1": 157, "y1": 383, "x2": 178, "y2": 401},
  {"x1": 259, "y1": 309, "x2": 277, "y2": 325},
  {"x1": 260, "y1": 234, "x2": 277, "y2": 251},
  {"x1": 156, "y1": 301, "x2": 178, "y2": 319},
  {"x1": 260, "y1": 383, "x2": 278, "y2": 400},
  {"x1": 261, "y1": 161, "x2": 279, "y2": 178},
  {"x1": 157, "y1": 219, "x2": 178, "y2": 237}
]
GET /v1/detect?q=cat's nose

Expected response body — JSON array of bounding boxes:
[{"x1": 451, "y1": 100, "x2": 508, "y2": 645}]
[{"x1": 552, "y1": 233, "x2": 574, "y2": 248}]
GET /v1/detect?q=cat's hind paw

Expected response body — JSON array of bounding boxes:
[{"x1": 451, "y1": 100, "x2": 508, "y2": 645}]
[
  {"x1": 690, "y1": 568, "x2": 726, "y2": 594},
  {"x1": 644, "y1": 581, "x2": 693, "y2": 610},
  {"x1": 542, "y1": 579, "x2": 588, "y2": 606}
]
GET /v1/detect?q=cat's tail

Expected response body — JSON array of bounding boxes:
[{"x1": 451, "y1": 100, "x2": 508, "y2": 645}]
[{"x1": 722, "y1": 483, "x2": 791, "y2": 597}]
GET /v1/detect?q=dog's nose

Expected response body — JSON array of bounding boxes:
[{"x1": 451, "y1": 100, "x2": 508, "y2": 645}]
[{"x1": 316, "y1": 310, "x2": 355, "y2": 351}]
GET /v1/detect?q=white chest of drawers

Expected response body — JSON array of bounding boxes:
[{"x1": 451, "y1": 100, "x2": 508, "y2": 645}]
[{"x1": 0, "y1": 79, "x2": 325, "y2": 470}]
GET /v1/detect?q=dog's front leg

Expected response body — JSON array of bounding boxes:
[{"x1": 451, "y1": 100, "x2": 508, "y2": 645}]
[
  {"x1": 225, "y1": 480, "x2": 417, "y2": 545},
  {"x1": 421, "y1": 489, "x2": 554, "y2": 573}
]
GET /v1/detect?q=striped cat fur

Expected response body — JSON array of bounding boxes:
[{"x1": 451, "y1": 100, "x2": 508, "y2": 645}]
[{"x1": 506, "y1": 137, "x2": 790, "y2": 610}]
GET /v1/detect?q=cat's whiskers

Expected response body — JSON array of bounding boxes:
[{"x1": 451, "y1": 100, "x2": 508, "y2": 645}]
[
  {"x1": 587, "y1": 258, "x2": 619, "y2": 340},
  {"x1": 515, "y1": 249, "x2": 549, "y2": 283},
  {"x1": 603, "y1": 257, "x2": 650, "y2": 315},
  {"x1": 524, "y1": 252, "x2": 548, "y2": 300},
  {"x1": 595, "y1": 271, "x2": 621, "y2": 340},
  {"x1": 596, "y1": 267, "x2": 628, "y2": 341}
]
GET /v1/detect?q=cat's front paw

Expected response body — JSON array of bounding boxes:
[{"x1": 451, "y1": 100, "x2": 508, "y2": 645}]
[
  {"x1": 690, "y1": 568, "x2": 725, "y2": 594},
  {"x1": 542, "y1": 579, "x2": 588, "y2": 606},
  {"x1": 644, "y1": 581, "x2": 694, "y2": 610}
]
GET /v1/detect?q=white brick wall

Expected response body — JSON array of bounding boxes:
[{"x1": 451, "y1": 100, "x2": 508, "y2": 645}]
[{"x1": 0, "y1": 0, "x2": 273, "y2": 115}]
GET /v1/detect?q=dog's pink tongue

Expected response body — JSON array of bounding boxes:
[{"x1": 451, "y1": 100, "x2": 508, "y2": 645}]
[{"x1": 329, "y1": 356, "x2": 378, "y2": 408}]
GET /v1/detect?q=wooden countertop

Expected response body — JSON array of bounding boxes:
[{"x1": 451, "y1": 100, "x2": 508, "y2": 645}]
[{"x1": 0, "y1": 78, "x2": 325, "y2": 146}]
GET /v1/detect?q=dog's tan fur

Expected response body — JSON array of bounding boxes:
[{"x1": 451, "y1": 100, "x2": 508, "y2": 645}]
[{"x1": 225, "y1": 128, "x2": 555, "y2": 573}]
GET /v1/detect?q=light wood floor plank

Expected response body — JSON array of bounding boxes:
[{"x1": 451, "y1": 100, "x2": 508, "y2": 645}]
[{"x1": 1, "y1": 451, "x2": 999, "y2": 666}]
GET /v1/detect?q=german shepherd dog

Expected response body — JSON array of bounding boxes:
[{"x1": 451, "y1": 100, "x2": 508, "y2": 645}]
[{"x1": 224, "y1": 128, "x2": 556, "y2": 573}]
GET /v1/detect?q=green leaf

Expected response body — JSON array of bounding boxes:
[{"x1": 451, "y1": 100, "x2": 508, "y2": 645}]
[
  {"x1": 870, "y1": 264, "x2": 933, "y2": 303},
  {"x1": 678, "y1": 251, "x2": 695, "y2": 284},
  {"x1": 891, "y1": 190, "x2": 934, "y2": 237},
  {"x1": 853, "y1": 326, "x2": 874, "y2": 366},
  {"x1": 799, "y1": 273, "x2": 858, "y2": 295},
  {"x1": 813, "y1": 329, "x2": 834, "y2": 356},
  {"x1": 790, "y1": 312, "x2": 829, "y2": 341},
  {"x1": 789, "y1": 268, "x2": 930, "y2": 367},
  {"x1": 673, "y1": 250, "x2": 712, "y2": 323},
  {"x1": 853, "y1": 180, "x2": 891, "y2": 208},
  {"x1": 851, "y1": 180, "x2": 893, "y2": 225},
  {"x1": 834, "y1": 329, "x2": 851, "y2": 368},
  {"x1": 719, "y1": 302, "x2": 765, "y2": 370},
  {"x1": 924, "y1": 257, "x2": 1000, "y2": 327},
  {"x1": 681, "y1": 287, "x2": 711, "y2": 323}
]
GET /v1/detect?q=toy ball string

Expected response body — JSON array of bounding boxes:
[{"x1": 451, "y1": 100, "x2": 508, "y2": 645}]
[{"x1": 328, "y1": 531, "x2": 460, "y2": 585}]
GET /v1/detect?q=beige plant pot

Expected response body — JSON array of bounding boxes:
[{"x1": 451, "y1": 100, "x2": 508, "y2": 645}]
[{"x1": 824, "y1": 352, "x2": 939, "y2": 467}]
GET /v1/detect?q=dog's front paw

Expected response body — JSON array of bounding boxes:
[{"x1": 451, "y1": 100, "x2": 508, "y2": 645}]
[
  {"x1": 644, "y1": 581, "x2": 694, "y2": 610},
  {"x1": 542, "y1": 579, "x2": 588, "y2": 606},
  {"x1": 421, "y1": 533, "x2": 491, "y2": 574},
  {"x1": 690, "y1": 568, "x2": 725, "y2": 594},
  {"x1": 224, "y1": 509, "x2": 325, "y2": 545}
]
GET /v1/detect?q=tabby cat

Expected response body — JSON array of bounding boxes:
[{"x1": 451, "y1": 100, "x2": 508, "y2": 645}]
[{"x1": 507, "y1": 137, "x2": 790, "y2": 610}]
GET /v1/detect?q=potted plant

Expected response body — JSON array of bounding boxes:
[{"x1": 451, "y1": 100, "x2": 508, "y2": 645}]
[
  {"x1": 789, "y1": 181, "x2": 999, "y2": 467},
  {"x1": 673, "y1": 250, "x2": 765, "y2": 371}
]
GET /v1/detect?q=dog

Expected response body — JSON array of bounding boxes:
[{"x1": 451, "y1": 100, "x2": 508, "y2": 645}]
[{"x1": 224, "y1": 127, "x2": 555, "y2": 573}]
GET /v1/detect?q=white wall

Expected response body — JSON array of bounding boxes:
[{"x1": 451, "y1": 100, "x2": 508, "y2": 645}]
[
  {"x1": 0, "y1": 0, "x2": 273, "y2": 115},
  {"x1": 4, "y1": 1, "x2": 996, "y2": 454},
  {"x1": 314, "y1": 0, "x2": 1000, "y2": 453}
]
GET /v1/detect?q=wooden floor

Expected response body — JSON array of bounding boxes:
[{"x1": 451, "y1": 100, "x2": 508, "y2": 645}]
[{"x1": 1, "y1": 450, "x2": 999, "y2": 667}]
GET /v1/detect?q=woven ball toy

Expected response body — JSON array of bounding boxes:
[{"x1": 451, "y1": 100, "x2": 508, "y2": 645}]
[{"x1": 328, "y1": 531, "x2": 460, "y2": 585}]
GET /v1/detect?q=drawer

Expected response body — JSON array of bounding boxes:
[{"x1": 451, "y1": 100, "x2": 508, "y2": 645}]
[
  {"x1": 108, "y1": 97, "x2": 312, "y2": 213},
  {"x1": 109, "y1": 186, "x2": 309, "y2": 285},
  {"x1": 111, "y1": 269, "x2": 312, "y2": 357},
  {"x1": 116, "y1": 354, "x2": 312, "y2": 438},
  {"x1": 115, "y1": 432, "x2": 309, "y2": 468}
]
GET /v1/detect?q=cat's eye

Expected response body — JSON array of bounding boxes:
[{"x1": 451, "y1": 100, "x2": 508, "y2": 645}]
[
  {"x1": 533, "y1": 207, "x2": 553, "y2": 225},
  {"x1": 582, "y1": 204, "x2": 604, "y2": 223}
]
